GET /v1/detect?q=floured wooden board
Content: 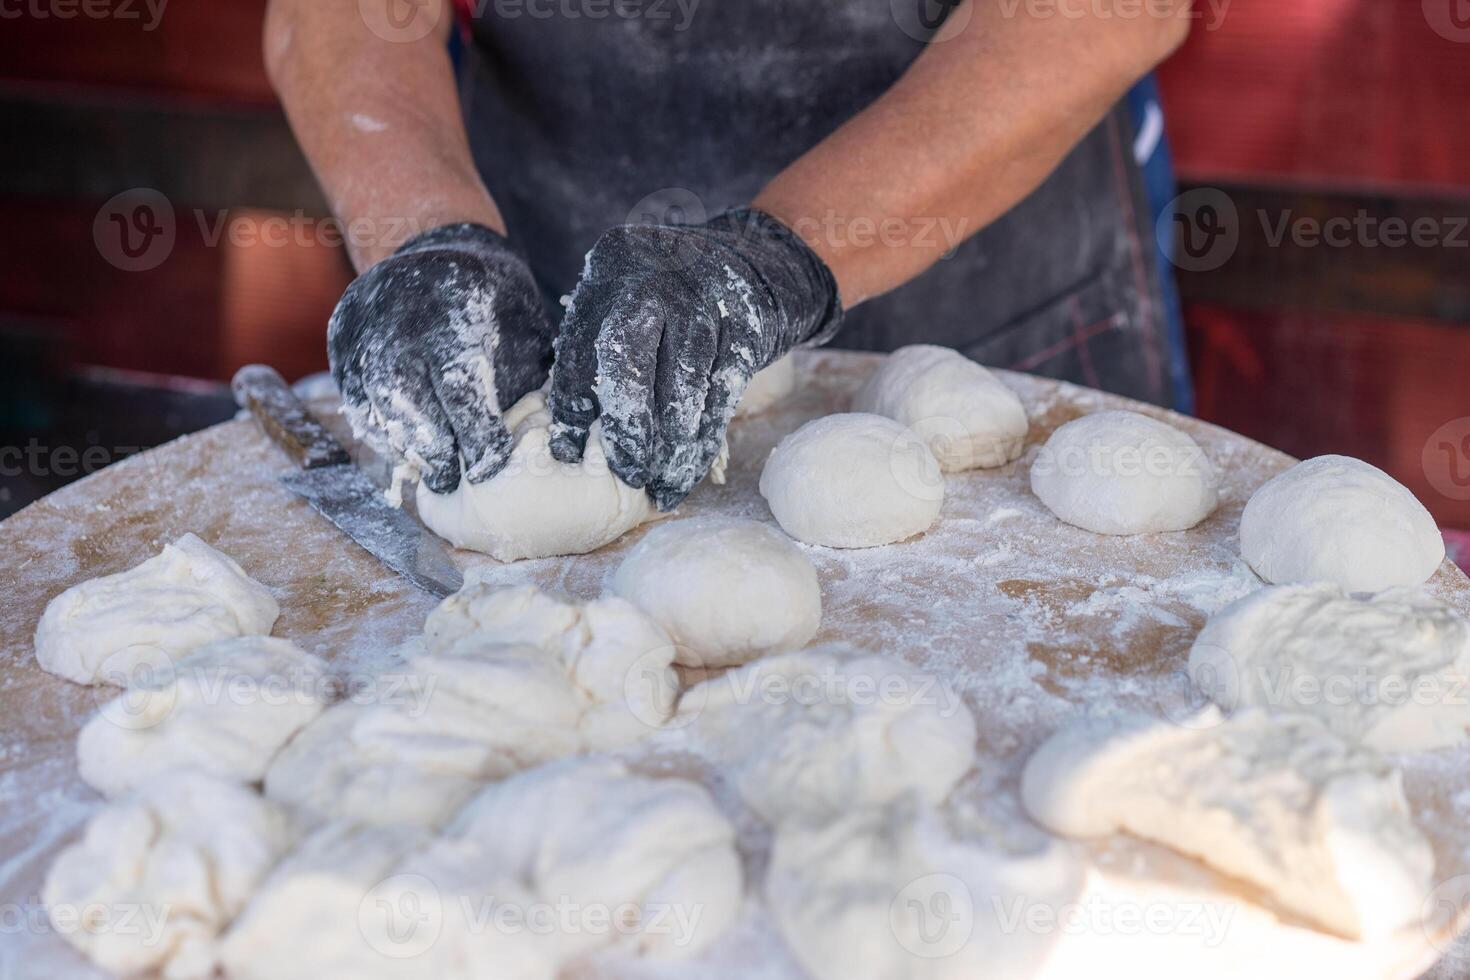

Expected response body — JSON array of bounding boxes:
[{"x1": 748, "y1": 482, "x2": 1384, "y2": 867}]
[{"x1": 2, "y1": 349, "x2": 1467, "y2": 979}]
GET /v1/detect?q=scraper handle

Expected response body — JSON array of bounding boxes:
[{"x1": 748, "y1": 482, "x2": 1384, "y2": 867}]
[{"x1": 231, "y1": 364, "x2": 351, "y2": 470}]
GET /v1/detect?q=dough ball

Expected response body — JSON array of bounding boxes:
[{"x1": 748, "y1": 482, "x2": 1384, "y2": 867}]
[
  {"x1": 1029, "y1": 410, "x2": 1218, "y2": 534},
  {"x1": 34, "y1": 533, "x2": 279, "y2": 686},
  {"x1": 1239, "y1": 454, "x2": 1444, "y2": 593},
  {"x1": 610, "y1": 518, "x2": 821, "y2": 668},
  {"x1": 46, "y1": 771, "x2": 293, "y2": 980},
  {"x1": 767, "y1": 798, "x2": 1081, "y2": 980},
  {"x1": 759, "y1": 413, "x2": 944, "y2": 548},
  {"x1": 1189, "y1": 583, "x2": 1470, "y2": 751},
  {"x1": 78, "y1": 636, "x2": 330, "y2": 798},
  {"x1": 1020, "y1": 709, "x2": 1434, "y2": 940},
  {"x1": 734, "y1": 352, "x2": 796, "y2": 418},
  {"x1": 423, "y1": 583, "x2": 680, "y2": 742},
  {"x1": 678, "y1": 646, "x2": 977, "y2": 823},
  {"x1": 853, "y1": 344, "x2": 1028, "y2": 471},
  {"x1": 417, "y1": 391, "x2": 657, "y2": 562}
]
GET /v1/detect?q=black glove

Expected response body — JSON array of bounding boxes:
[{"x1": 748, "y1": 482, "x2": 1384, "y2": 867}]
[
  {"x1": 328, "y1": 223, "x2": 554, "y2": 494},
  {"x1": 547, "y1": 208, "x2": 842, "y2": 511}
]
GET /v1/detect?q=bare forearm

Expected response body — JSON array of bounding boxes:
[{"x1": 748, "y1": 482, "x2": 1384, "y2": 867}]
[
  {"x1": 265, "y1": 0, "x2": 502, "y2": 271},
  {"x1": 753, "y1": 0, "x2": 1193, "y2": 307}
]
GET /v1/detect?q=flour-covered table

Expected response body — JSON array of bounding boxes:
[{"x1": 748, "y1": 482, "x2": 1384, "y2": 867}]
[{"x1": 2, "y1": 350, "x2": 1467, "y2": 979}]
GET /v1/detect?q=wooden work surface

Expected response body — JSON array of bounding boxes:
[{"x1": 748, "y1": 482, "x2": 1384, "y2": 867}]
[{"x1": 2, "y1": 349, "x2": 1467, "y2": 979}]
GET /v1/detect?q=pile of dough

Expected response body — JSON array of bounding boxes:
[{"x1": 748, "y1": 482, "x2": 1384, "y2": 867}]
[
  {"x1": 45, "y1": 771, "x2": 293, "y2": 980},
  {"x1": 735, "y1": 352, "x2": 797, "y2": 417},
  {"x1": 416, "y1": 391, "x2": 658, "y2": 562},
  {"x1": 677, "y1": 646, "x2": 977, "y2": 823},
  {"x1": 1020, "y1": 708, "x2": 1434, "y2": 940},
  {"x1": 760, "y1": 413, "x2": 944, "y2": 548},
  {"x1": 767, "y1": 796, "x2": 1082, "y2": 980},
  {"x1": 853, "y1": 344, "x2": 1028, "y2": 471},
  {"x1": 78, "y1": 636, "x2": 331, "y2": 797},
  {"x1": 1239, "y1": 455, "x2": 1445, "y2": 593},
  {"x1": 610, "y1": 517, "x2": 821, "y2": 667},
  {"x1": 226, "y1": 760, "x2": 741, "y2": 980},
  {"x1": 1189, "y1": 583, "x2": 1470, "y2": 751},
  {"x1": 265, "y1": 642, "x2": 584, "y2": 830},
  {"x1": 423, "y1": 583, "x2": 680, "y2": 743},
  {"x1": 33, "y1": 533, "x2": 279, "y2": 686},
  {"x1": 1029, "y1": 410, "x2": 1219, "y2": 535}
]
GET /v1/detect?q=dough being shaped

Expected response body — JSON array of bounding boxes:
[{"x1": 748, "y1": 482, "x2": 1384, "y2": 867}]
[
  {"x1": 416, "y1": 391, "x2": 657, "y2": 562},
  {"x1": 1239, "y1": 454, "x2": 1444, "y2": 593},
  {"x1": 266, "y1": 641, "x2": 584, "y2": 830},
  {"x1": 220, "y1": 822, "x2": 435, "y2": 980},
  {"x1": 677, "y1": 646, "x2": 976, "y2": 823},
  {"x1": 423, "y1": 583, "x2": 680, "y2": 742},
  {"x1": 610, "y1": 517, "x2": 821, "y2": 668},
  {"x1": 1189, "y1": 583, "x2": 1470, "y2": 751},
  {"x1": 1029, "y1": 410, "x2": 1218, "y2": 535},
  {"x1": 734, "y1": 353, "x2": 796, "y2": 418},
  {"x1": 760, "y1": 413, "x2": 943, "y2": 548},
  {"x1": 45, "y1": 771, "x2": 293, "y2": 980},
  {"x1": 853, "y1": 344, "x2": 1028, "y2": 471},
  {"x1": 1020, "y1": 708, "x2": 1434, "y2": 940},
  {"x1": 34, "y1": 533, "x2": 279, "y2": 686},
  {"x1": 767, "y1": 797, "x2": 1082, "y2": 980},
  {"x1": 78, "y1": 636, "x2": 330, "y2": 797}
]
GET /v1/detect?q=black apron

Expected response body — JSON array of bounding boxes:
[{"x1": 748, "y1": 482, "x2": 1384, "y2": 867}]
[{"x1": 458, "y1": 0, "x2": 1172, "y2": 406}]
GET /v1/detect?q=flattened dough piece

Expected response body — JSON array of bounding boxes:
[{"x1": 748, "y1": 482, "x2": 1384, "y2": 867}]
[
  {"x1": 34, "y1": 533, "x2": 279, "y2": 685},
  {"x1": 1190, "y1": 583, "x2": 1470, "y2": 751},
  {"x1": 677, "y1": 646, "x2": 976, "y2": 823},
  {"x1": 1020, "y1": 708, "x2": 1434, "y2": 940},
  {"x1": 853, "y1": 344, "x2": 1028, "y2": 471},
  {"x1": 45, "y1": 771, "x2": 293, "y2": 980},
  {"x1": 78, "y1": 636, "x2": 330, "y2": 797}
]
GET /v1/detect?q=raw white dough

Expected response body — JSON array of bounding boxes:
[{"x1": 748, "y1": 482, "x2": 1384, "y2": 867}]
[
  {"x1": 676, "y1": 646, "x2": 977, "y2": 823},
  {"x1": 1029, "y1": 410, "x2": 1218, "y2": 535},
  {"x1": 610, "y1": 517, "x2": 821, "y2": 668},
  {"x1": 1020, "y1": 708, "x2": 1434, "y2": 940},
  {"x1": 735, "y1": 353, "x2": 796, "y2": 417},
  {"x1": 266, "y1": 641, "x2": 584, "y2": 829},
  {"x1": 767, "y1": 797, "x2": 1083, "y2": 980},
  {"x1": 78, "y1": 636, "x2": 331, "y2": 797},
  {"x1": 33, "y1": 533, "x2": 279, "y2": 686},
  {"x1": 853, "y1": 344, "x2": 1028, "y2": 471},
  {"x1": 423, "y1": 582, "x2": 680, "y2": 742},
  {"x1": 416, "y1": 391, "x2": 658, "y2": 562},
  {"x1": 229, "y1": 760, "x2": 741, "y2": 980},
  {"x1": 760, "y1": 413, "x2": 944, "y2": 549},
  {"x1": 1238, "y1": 454, "x2": 1445, "y2": 593},
  {"x1": 1189, "y1": 583, "x2": 1470, "y2": 751},
  {"x1": 45, "y1": 771, "x2": 293, "y2": 980}
]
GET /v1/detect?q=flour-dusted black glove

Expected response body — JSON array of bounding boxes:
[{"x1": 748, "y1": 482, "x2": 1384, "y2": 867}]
[
  {"x1": 547, "y1": 208, "x2": 842, "y2": 510},
  {"x1": 328, "y1": 223, "x2": 555, "y2": 494}
]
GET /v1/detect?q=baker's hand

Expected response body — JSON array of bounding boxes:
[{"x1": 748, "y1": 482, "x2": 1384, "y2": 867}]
[
  {"x1": 328, "y1": 223, "x2": 555, "y2": 494},
  {"x1": 547, "y1": 208, "x2": 842, "y2": 510}
]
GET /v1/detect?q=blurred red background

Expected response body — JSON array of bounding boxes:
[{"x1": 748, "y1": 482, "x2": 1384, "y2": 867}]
[{"x1": 1, "y1": 0, "x2": 1467, "y2": 531}]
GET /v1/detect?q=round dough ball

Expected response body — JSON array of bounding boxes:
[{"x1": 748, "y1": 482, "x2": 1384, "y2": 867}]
[
  {"x1": 853, "y1": 344, "x2": 1028, "y2": 471},
  {"x1": 1239, "y1": 454, "x2": 1444, "y2": 593},
  {"x1": 759, "y1": 413, "x2": 943, "y2": 548},
  {"x1": 610, "y1": 518, "x2": 821, "y2": 667},
  {"x1": 417, "y1": 391, "x2": 656, "y2": 562},
  {"x1": 734, "y1": 353, "x2": 796, "y2": 418},
  {"x1": 1029, "y1": 410, "x2": 1218, "y2": 535}
]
